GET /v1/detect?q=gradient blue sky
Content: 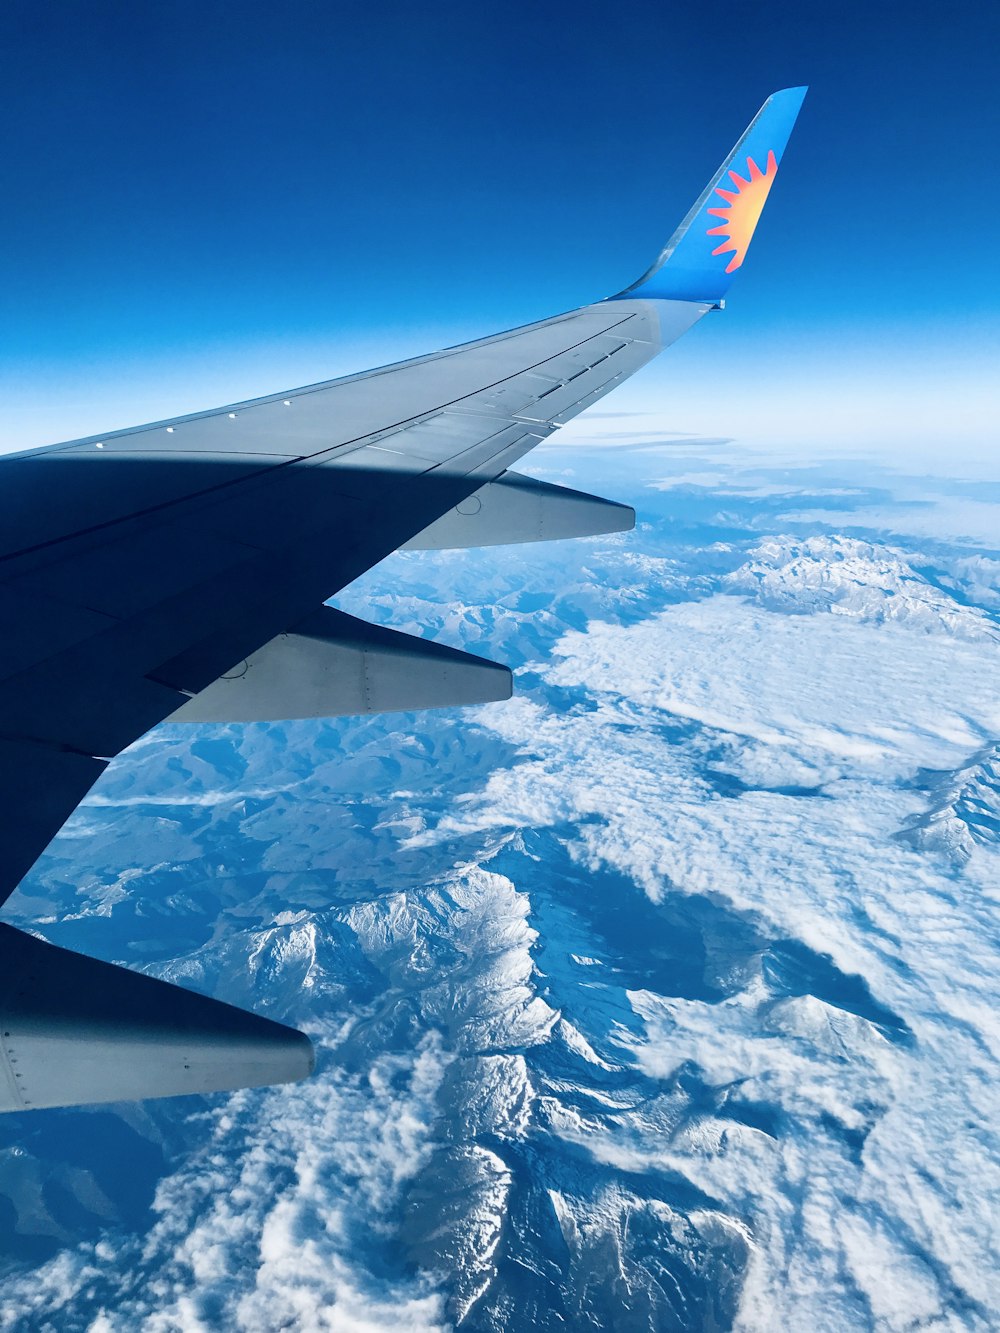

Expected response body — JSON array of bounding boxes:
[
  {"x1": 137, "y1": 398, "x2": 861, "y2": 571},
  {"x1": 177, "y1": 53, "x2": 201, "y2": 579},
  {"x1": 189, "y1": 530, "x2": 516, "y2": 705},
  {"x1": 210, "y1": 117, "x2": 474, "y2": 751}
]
[{"x1": 2, "y1": 0, "x2": 997, "y2": 455}]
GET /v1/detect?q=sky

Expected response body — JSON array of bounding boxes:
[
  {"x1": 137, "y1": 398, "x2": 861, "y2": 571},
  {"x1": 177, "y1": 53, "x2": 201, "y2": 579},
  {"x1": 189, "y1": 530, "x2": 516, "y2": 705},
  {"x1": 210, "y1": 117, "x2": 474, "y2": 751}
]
[{"x1": 1, "y1": 0, "x2": 998, "y2": 458}]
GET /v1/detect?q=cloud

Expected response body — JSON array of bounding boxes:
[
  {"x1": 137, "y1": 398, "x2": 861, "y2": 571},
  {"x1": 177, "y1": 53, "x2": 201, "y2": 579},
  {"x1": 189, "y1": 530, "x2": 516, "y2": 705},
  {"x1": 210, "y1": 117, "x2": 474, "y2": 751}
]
[
  {"x1": 0, "y1": 864, "x2": 565, "y2": 1332},
  {"x1": 3, "y1": 459, "x2": 999, "y2": 1330},
  {"x1": 406, "y1": 538, "x2": 1000, "y2": 1329},
  {"x1": 0, "y1": 1032, "x2": 452, "y2": 1333}
]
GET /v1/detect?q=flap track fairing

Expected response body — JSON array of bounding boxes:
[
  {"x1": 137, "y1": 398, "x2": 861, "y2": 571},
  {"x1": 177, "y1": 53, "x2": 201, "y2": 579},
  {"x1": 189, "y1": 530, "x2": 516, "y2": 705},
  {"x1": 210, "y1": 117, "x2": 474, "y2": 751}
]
[
  {"x1": 403, "y1": 470, "x2": 635, "y2": 550},
  {"x1": 0, "y1": 924, "x2": 313, "y2": 1112},
  {"x1": 170, "y1": 606, "x2": 512, "y2": 723}
]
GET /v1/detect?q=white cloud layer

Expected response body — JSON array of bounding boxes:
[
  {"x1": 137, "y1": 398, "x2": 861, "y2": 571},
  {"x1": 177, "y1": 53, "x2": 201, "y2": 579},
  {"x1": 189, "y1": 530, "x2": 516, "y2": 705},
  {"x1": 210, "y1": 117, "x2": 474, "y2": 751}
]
[
  {"x1": 409, "y1": 536, "x2": 1000, "y2": 1329},
  {"x1": 1, "y1": 446, "x2": 998, "y2": 1332},
  {"x1": 0, "y1": 1027, "x2": 452, "y2": 1333}
]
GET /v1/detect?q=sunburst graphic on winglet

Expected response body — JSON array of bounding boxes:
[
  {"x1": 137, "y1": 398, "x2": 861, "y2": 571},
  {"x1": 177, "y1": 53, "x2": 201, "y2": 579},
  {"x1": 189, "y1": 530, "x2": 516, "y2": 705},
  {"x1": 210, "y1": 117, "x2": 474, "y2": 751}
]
[{"x1": 706, "y1": 150, "x2": 779, "y2": 274}]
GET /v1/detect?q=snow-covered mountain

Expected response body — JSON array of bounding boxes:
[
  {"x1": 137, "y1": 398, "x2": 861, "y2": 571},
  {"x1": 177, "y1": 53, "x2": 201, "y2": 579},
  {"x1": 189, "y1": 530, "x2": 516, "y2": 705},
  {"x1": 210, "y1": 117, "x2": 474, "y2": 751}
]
[
  {"x1": 899, "y1": 744, "x2": 1000, "y2": 865},
  {"x1": 724, "y1": 534, "x2": 998, "y2": 638},
  {"x1": 1, "y1": 445, "x2": 999, "y2": 1332}
]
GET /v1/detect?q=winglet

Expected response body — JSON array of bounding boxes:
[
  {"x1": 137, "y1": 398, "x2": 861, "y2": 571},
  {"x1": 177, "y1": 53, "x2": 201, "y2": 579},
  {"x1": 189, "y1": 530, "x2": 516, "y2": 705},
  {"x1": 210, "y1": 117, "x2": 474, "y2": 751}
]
[{"x1": 614, "y1": 87, "x2": 807, "y2": 305}]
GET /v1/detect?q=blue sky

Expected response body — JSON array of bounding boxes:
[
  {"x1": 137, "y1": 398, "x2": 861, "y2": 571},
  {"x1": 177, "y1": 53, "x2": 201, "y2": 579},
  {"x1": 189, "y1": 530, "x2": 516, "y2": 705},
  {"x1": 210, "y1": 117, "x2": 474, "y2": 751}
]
[{"x1": 1, "y1": 0, "x2": 997, "y2": 453}]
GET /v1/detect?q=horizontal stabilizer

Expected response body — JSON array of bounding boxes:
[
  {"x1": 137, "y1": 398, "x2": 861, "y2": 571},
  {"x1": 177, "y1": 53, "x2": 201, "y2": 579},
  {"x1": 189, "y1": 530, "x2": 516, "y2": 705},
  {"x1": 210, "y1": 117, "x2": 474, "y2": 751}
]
[
  {"x1": 403, "y1": 470, "x2": 635, "y2": 550},
  {"x1": 171, "y1": 606, "x2": 512, "y2": 723},
  {"x1": 0, "y1": 924, "x2": 313, "y2": 1111}
]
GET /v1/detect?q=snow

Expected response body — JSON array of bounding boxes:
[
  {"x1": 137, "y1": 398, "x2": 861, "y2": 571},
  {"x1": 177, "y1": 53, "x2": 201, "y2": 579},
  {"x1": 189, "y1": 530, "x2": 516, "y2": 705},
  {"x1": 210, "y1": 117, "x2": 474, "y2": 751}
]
[{"x1": 2, "y1": 437, "x2": 999, "y2": 1331}]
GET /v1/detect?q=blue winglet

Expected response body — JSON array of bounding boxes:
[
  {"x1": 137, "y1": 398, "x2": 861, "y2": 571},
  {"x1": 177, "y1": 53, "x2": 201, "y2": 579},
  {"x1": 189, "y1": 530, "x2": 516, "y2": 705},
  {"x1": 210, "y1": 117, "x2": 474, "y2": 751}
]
[{"x1": 613, "y1": 87, "x2": 807, "y2": 305}]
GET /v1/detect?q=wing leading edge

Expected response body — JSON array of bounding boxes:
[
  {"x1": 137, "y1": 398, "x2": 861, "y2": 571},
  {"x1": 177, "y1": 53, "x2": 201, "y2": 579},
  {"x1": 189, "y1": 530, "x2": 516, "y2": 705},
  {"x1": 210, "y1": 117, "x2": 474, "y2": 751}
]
[{"x1": 0, "y1": 89, "x2": 806, "y2": 1111}]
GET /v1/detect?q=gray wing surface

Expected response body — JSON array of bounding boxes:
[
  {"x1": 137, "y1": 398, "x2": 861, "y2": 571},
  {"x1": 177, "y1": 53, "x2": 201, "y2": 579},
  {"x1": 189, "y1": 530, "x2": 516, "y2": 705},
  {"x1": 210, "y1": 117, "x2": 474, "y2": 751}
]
[
  {"x1": 0, "y1": 298, "x2": 709, "y2": 1112},
  {"x1": 0, "y1": 297, "x2": 705, "y2": 906},
  {"x1": 0, "y1": 86, "x2": 805, "y2": 1110}
]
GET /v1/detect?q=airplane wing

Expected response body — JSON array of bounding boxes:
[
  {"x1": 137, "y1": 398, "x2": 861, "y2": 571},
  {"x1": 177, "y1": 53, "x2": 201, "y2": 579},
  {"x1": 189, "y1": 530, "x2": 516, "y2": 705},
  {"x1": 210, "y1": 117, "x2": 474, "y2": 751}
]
[{"x1": 0, "y1": 87, "x2": 806, "y2": 1112}]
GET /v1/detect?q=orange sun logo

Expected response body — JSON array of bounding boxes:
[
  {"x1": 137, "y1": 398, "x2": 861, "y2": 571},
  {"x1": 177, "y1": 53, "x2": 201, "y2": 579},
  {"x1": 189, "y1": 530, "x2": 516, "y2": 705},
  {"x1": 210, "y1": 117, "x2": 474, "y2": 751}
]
[{"x1": 706, "y1": 150, "x2": 779, "y2": 274}]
